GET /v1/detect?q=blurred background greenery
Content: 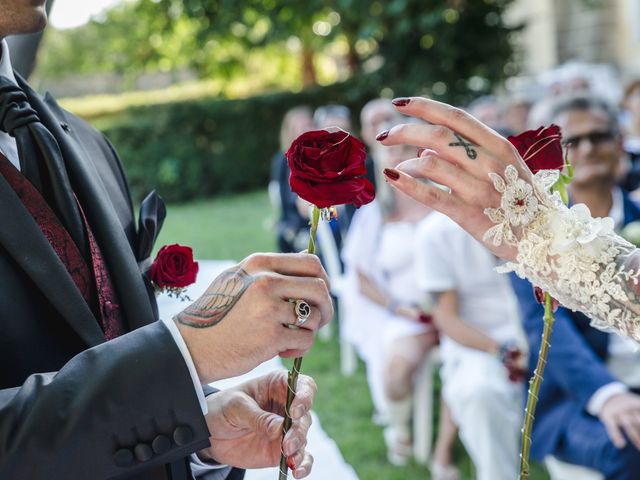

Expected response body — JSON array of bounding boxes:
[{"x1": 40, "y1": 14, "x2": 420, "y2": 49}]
[{"x1": 32, "y1": 0, "x2": 518, "y2": 203}]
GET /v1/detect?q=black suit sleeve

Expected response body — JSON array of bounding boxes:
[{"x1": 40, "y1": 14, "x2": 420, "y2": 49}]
[{"x1": 0, "y1": 321, "x2": 211, "y2": 480}]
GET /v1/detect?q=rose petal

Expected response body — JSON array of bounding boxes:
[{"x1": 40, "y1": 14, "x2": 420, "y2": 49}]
[
  {"x1": 286, "y1": 129, "x2": 372, "y2": 208},
  {"x1": 508, "y1": 124, "x2": 564, "y2": 174}
]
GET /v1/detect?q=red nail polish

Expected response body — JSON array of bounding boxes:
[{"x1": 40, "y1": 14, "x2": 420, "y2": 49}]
[
  {"x1": 383, "y1": 168, "x2": 400, "y2": 181},
  {"x1": 376, "y1": 130, "x2": 389, "y2": 141},
  {"x1": 287, "y1": 458, "x2": 296, "y2": 470},
  {"x1": 392, "y1": 97, "x2": 411, "y2": 107}
]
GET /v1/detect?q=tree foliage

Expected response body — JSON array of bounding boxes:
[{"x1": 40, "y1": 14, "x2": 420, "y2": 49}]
[{"x1": 38, "y1": 0, "x2": 519, "y2": 103}]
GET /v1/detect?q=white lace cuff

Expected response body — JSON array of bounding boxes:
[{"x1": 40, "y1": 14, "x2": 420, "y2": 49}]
[{"x1": 483, "y1": 165, "x2": 640, "y2": 340}]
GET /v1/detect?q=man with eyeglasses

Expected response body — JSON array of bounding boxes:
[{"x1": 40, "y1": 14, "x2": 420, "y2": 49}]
[{"x1": 510, "y1": 94, "x2": 640, "y2": 479}]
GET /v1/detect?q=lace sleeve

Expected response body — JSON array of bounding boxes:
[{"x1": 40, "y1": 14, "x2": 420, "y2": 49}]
[{"x1": 484, "y1": 165, "x2": 640, "y2": 340}]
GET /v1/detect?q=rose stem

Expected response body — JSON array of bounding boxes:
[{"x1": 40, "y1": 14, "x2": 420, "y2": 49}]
[
  {"x1": 278, "y1": 205, "x2": 320, "y2": 480},
  {"x1": 519, "y1": 293, "x2": 555, "y2": 479}
]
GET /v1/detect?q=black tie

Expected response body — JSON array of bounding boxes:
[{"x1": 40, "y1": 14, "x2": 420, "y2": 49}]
[{"x1": 0, "y1": 75, "x2": 86, "y2": 254}]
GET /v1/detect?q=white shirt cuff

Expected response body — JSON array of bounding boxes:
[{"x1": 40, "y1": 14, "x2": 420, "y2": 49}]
[
  {"x1": 161, "y1": 317, "x2": 208, "y2": 414},
  {"x1": 190, "y1": 453, "x2": 230, "y2": 476},
  {"x1": 586, "y1": 382, "x2": 629, "y2": 416}
]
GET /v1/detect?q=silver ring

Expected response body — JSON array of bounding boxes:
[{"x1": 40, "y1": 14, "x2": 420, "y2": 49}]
[{"x1": 291, "y1": 299, "x2": 311, "y2": 326}]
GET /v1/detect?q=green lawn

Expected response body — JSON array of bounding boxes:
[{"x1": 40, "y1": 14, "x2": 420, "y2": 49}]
[
  {"x1": 160, "y1": 189, "x2": 549, "y2": 480},
  {"x1": 155, "y1": 190, "x2": 276, "y2": 260}
]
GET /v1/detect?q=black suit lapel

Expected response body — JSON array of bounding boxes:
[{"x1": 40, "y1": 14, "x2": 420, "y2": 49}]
[
  {"x1": 0, "y1": 173, "x2": 105, "y2": 346},
  {"x1": 18, "y1": 78, "x2": 156, "y2": 330}
]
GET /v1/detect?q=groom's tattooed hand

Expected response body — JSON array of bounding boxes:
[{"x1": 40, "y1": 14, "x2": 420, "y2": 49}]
[
  {"x1": 175, "y1": 266, "x2": 255, "y2": 328},
  {"x1": 449, "y1": 133, "x2": 478, "y2": 160}
]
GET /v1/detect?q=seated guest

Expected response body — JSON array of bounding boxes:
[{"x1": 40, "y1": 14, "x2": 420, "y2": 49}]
[
  {"x1": 342, "y1": 138, "x2": 458, "y2": 476},
  {"x1": 466, "y1": 95, "x2": 508, "y2": 135},
  {"x1": 510, "y1": 94, "x2": 640, "y2": 479},
  {"x1": 620, "y1": 80, "x2": 640, "y2": 191},
  {"x1": 313, "y1": 104, "x2": 352, "y2": 132},
  {"x1": 344, "y1": 98, "x2": 396, "y2": 225},
  {"x1": 415, "y1": 209, "x2": 527, "y2": 480},
  {"x1": 269, "y1": 106, "x2": 314, "y2": 252},
  {"x1": 310, "y1": 104, "x2": 354, "y2": 259}
]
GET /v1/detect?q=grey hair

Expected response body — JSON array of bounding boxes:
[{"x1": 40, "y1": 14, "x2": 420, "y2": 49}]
[{"x1": 549, "y1": 94, "x2": 620, "y2": 135}]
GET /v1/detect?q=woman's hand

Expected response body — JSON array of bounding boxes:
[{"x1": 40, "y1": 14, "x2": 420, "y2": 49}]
[{"x1": 377, "y1": 96, "x2": 533, "y2": 261}]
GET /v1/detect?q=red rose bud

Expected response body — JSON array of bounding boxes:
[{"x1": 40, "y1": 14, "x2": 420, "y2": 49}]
[
  {"x1": 150, "y1": 244, "x2": 199, "y2": 289},
  {"x1": 508, "y1": 125, "x2": 564, "y2": 174},
  {"x1": 533, "y1": 286, "x2": 545, "y2": 305},
  {"x1": 532, "y1": 286, "x2": 559, "y2": 312},
  {"x1": 285, "y1": 129, "x2": 375, "y2": 208}
]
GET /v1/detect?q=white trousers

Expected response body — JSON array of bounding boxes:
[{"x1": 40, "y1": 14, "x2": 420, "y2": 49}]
[{"x1": 442, "y1": 348, "x2": 523, "y2": 480}]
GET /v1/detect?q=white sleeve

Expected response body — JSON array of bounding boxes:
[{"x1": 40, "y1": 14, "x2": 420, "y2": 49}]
[
  {"x1": 162, "y1": 319, "x2": 233, "y2": 474},
  {"x1": 586, "y1": 382, "x2": 630, "y2": 416},
  {"x1": 415, "y1": 218, "x2": 457, "y2": 293},
  {"x1": 161, "y1": 316, "x2": 207, "y2": 414},
  {"x1": 190, "y1": 455, "x2": 231, "y2": 476},
  {"x1": 342, "y1": 202, "x2": 381, "y2": 275}
]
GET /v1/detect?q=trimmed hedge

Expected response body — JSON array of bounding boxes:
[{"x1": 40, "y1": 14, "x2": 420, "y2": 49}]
[{"x1": 95, "y1": 80, "x2": 378, "y2": 203}]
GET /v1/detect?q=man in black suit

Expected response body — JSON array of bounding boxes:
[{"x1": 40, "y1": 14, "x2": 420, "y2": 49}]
[{"x1": 0, "y1": 2, "x2": 332, "y2": 479}]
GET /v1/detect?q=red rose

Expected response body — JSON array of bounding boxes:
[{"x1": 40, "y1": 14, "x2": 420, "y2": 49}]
[
  {"x1": 533, "y1": 286, "x2": 559, "y2": 313},
  {"x1": 150, "y1": 244, "x2": 199, "y2": 289},
  {"x1": 508, "y1": 125, "x2": 564, "y2": 174},
  {"x1": 286, "y1": 129, "x2": 375, "y2": 208}
]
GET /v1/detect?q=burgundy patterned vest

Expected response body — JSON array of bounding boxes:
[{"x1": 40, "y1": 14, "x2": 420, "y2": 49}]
[{"x1": 0, "y1": 152, "x2": 125, "y2": 340}]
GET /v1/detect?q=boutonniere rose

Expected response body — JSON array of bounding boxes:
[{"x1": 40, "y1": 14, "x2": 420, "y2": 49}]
[
  {"x1": 278, "y1": 127, "x2": 374, "y2": 479},
  {"x1": 150, "y1": 244, "x2": 199, "y2": 300}
]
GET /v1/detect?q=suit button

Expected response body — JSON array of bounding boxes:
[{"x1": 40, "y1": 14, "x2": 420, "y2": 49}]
[
  {"x1": 173, "y1": 425, "x2": 194, "y2": 446},
  {"x1": 152, "y1": 434, "x2": 171, "y2": 455},
  {"x1": 134, "y1": 443, "x2": 154, "y2": 462},
  {"x1": 113, "y1": 448, "x2": 133, "y2": 467}
]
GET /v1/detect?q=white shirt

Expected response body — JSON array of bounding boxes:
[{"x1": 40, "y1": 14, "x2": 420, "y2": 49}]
[
  {"x1": 0, "y1": 40, "x2": 210, "y2": 416},
  {"x1": 415, "y1": 212, "x2": 525, "y2": 361}
]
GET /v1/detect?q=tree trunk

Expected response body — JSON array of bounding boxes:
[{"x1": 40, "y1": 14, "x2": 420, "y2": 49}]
[
  {"x1": 346, "y1": 37, "x2": 359, "y2": 76},
  {"x1": 301, "y1": 45, "x2": 316, "y2": 87}
]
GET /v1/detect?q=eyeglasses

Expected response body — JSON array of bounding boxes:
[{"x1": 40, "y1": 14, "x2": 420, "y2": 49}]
[{"x1": 561, "y1": 130, "x2": 615, "y2": 149}]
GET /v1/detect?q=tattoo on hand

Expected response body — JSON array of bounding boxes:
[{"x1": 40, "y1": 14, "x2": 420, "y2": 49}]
[
  {"x1": 175, "y1": 266, "x2": 254, "y2": 328},
  {"x1": 449, "y1": 133, "x2": 478, "y2": 160}
]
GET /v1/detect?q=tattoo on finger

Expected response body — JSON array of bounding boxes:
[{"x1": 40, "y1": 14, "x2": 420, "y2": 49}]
[
  {"x1": 175, "y1": 266, "x2": 254, "y2": 328},
  {"x1": 449, "y1": 133, "x2": 478, "y2": 160}
]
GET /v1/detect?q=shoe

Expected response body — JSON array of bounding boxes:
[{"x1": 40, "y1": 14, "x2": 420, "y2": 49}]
[
  {"x1": 429, "y1": 462, "x2": 460, "y2": 480},
  {"x1": 371, "y1": 409, "x2": 389, "y2": 427},
  {"x1": 383, "y1": 427, "x2": 412, "y2": 466}
]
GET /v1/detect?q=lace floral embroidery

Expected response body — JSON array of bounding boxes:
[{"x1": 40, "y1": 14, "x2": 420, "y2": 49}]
[{"x1": 483, "y1": 165, "x2": 640, "y2": 340}]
